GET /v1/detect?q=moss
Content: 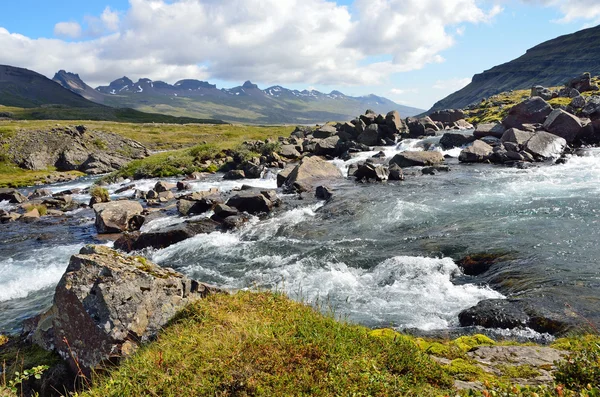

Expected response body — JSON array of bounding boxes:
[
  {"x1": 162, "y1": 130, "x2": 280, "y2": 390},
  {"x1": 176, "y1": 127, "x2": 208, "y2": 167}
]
[
  {"x1": 548, "y1": 97, "x2": 572, "y2": 107},
  {"x1": 90, "y1": 186, "x2": 110, "y2": 202},
  {"x1": 496, "y1": 364, "x2": 541, "y2": 379},
  {"x1": 78, "y1": 291, "x2": 454, "y2": 397},
  {"x1": 0, "y1": 335, "x2": 7, "y2": 346},
  {"x1": 447, "y1": 358, "x2": 485, "y2": 382},
  {"x1": 454, "y1": 334, "x2": 496, "y2": 350}
]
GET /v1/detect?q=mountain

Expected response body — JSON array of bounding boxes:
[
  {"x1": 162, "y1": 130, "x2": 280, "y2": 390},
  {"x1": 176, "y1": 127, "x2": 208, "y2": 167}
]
[
  {"x1": 428, "y1": 24, "x2": 600, "y2": 113},
  {"x1": 55, "y1": 73, "x2": 424, "y2": 124},
  {"x1": 0, "y1": 65, "x2": 225, "y2": 124}
]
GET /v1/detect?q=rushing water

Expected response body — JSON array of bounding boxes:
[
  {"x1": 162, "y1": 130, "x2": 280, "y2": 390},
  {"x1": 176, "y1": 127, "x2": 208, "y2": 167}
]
[{"x1": 2, "y1": 135, "x2": 600, "y2": 337}]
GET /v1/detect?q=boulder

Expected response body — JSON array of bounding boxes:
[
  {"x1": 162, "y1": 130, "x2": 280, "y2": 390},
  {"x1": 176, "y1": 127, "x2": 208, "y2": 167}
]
[
  {"x1": 501, "y1": 128, "x2": 535, "y2": 146},
  {"x1": 570, "y1": 95, "x2": 586, "y2": 109},
  {"x1": 177, "y1": 181, "x2": 191, "y2": 191},
  {"x1": 558, "y1": 87, "x2": 580, "y2": 98},
  {"x1": 242, "y1": 163, "x2": 265, "y2": 179},
  {"x1": 439, "y1": 132, "x2": 476, "y2": 150},
  {"x1": 458, "y1": 140, "x2": 493, "y2": 163},
  {"x1": 474, "y1": 123, "x2": 505, "y2": 139},
  {"x1": 29, "y1": 188, "x2": 53, "y2": 199},
  {"x1": 524, "y1": 131, "x2": 567, "y2": 160},
  {"x1": 359, "y1": 110, "x2": 377, "y2": 125},
  {"x1": 567, "y1": 72, "x2": 598, "y2": 93},
  {"x1": 313, "y1": 125, "x2": 337, "y2": 139},
  {"x1": 314, "y1": 136, "x2": 340, "y2": 156},
  {"x1": 502, "y1": 97, "x2": 553, "y2": 129},
  {"x1": 388, "y1": 164, "x2": 404, "y2": 181},
  {"x1": 22, "y1": 207, "x2": 40, "y2": 219},
  {"x1": 129, "y1": 219, "x2": 222, "y2": 250},
  {"x1": 530, "y1": 85, "x2": 554, "y2": 100},
  {"x1": 28, "y1": 245, "x2": 220, "y2": 374},
  {"x1": 385, "y1": 110, "x2": 404, "y2": 133},
  {"x1": 315, "y1": 185, "x2": 333, "y2": 200},
  {"x1": 154, "y1": 181, "x2": 176, "y2": 193},
  {"x1": 354, "y1": 163, "x2": 389, "y2": 182},
  {"x1": 178, "y1": 198, "x2": 216, "y2": 216},
  {"x1": 224, "y1": 169, "x2": 246, "y2": 180},
  {"x1": 213, "y1": 204, "x2": 239, "y2": 219},
  {"x1": 406, "y1": 117, "x2": 439, "y2": 138},
  {"x1": 581, "y1": 96, "x2": 600, "y2": 119},
  {"x1": 93, "y1": 201, "x2": 144, "y2": 234},
  {"x1": 357, "y1": 124, "x2": 379, "y2": 146},
  {"x1": 277, "y1": 165, "x2": 295, "y2": 188},
  {"x1": 226, "y1": 192, "x2": 276, "y2": 214},
  {"x1": 0, "y1": 188, "x2": 27, "y2": 204},
  {"x1": 429, "y1": 109, "x2": 466, "y2": 124},
  {"x1": 389, "y1": 151, "x2": 444, "y2": 168},
  {"x1": 542, "y1": 108, "x2": 583, "y2": 143},
  {"x1": 284, "y1": 156, "x2": 343, "y2": 193},
  {"x1": 279, "y1": 145, "x2": 301, "y2": 159}
]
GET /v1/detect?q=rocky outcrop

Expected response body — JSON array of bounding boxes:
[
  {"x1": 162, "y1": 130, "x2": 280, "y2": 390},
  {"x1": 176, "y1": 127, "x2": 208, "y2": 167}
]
[
  {"x1": 502, "y1": 97, "x2": 553, "y2": 129},
  {"x1": 2, "y1": 126, "x2": 148, "y2": 175},
  {"x1": 93, "y1": 201, "x2": 144, "y2": 234},
  {"x1": 389, "y1": 151, "x2": 445, "y2": 168},
  {"x1": 28, "y1": 245, "x2": 221, "y2": 375},
  {"x1": 283, "y1": 156, "x2": 343, "y2": 192}
]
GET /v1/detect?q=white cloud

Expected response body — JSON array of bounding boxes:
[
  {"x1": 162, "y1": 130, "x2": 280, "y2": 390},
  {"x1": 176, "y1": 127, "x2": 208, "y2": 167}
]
[
  {"x1": 389, "y1": 88, "x2": 419, "y2": 95},
  {"x1": 1, "y1": 0, "x2": 503, "y2": 87},
  {"x1": 432, "y1": 77, "x2": 471, "y2": 90},
  {"x1": 53, "y1": 22, "x2": 82, "y2": 39},
  {"x1": 520, "y1": 0, "x2": 600, "y2": 23}
]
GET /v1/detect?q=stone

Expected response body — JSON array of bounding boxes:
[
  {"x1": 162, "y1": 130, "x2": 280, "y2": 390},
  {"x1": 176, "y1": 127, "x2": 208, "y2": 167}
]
[
  {"x1": 130, "y1": 219, "x2": 222, "y2": 251},
  {"x1": 213, "y1": 204, "x2": 239, "y2": 219},
  {"x1": 315, "y1": 186, "x2": 333, "y2": 200},
  {"x1": 524, "y1": 131, "x2": 567, "y2": 160},
  {"x1": 501, "y1": 128, "x2": 535, "y2": 146},
  {"x1": 570, "y1": 95, "x2": 586, "y2": 109},
  {"x1": 542, "y1": 108, "x2": 583, "y2": 143},
  {"x1": 154, "y1": 181, "x2": 176, "y2": 193},
  {"x1": 567, "y1": 72, "x2": 598, "y2": 93},
  {"x1": 354, "y1": 163, "x2": 389, "y2": 182},
  {"x1": 530, "y1": 85, "x2": 554, "y2": 100},
  {"x1": 277, "y1": 166, "x2": 295, "y2": 188},
  {"x1": 226, "y1": 192, "x2": 275, "y2": 215},
  {"x1": 458, "y1": 140, "x2": 493, "y2": 163},
  {"x1": 313, "y1": 125, "x2": 337, "y2": 139},
  {"x1": 284, "y1": 156, "x2": 343, "y2": 193},
  {"x1": 93, "y1": 201, "x2": 144, "y2": 234},
  {"x1": 385, "y1": 110, "x2": 403, "y2": 133},
  {"x1": 581, "y1": 96, "x2": 600, "y2": 118},
  {"x1": 389, "y1": 151, "x2": 444, "y2": 168},
  {"x1": 177, "y1": 181, "x2": 191, "y2": 191},
  {"x1": 28, "y1": 245, "x2": 220, "y2": 374},
  {"x1": 357, "y1": 124, "x2": 379, "y2": 146},
  {"x1": 158, "y1": 191, "x2": 175, "y2": 201},
  {"x1": 558, "y1": 87, "x2": 580, "y2": 98},
  {"x1": 178, "y1": 198, "x2": 214, "y2": 216},
  {"x1": 406, "y1": 117, "x2": 440, "y2": 138},
  {"x1": 429, "y1": 109, "x2": 466, "y2": 124},
  {"x1": 359, "y1": 110, "x2": 377, "y2": 125},
  {"x1": 29, "y1": 188, "x2": 53, "y2": 199},
  {"x1": 314, "y1": 136, "x2": 341, "y2": 156},
  {"x1": 224, "y1": 169, "x2": 246, "y2": 180},
  {"x1": 279, "y1": 145, "x2": 301, "y2": 159},
  {"x1": 22, "y1": 208, "x2": 40, "y2": 219},
  {"x1": 242, "y1": 163, "x2": 265, "y2": 179},
  {"x1": 474, "y1": 123, "x2": 506, "y2": 139},
  {"x1": 388, "y1": 164, "x2": 404, "y2": 181},
  {"x1": 502, "y1": 97, "x2": 553, "y2": 129},
  {"x1": 439, "y1": 132, "x2": 476, "y2": 150},
  {"x1": 0, "y1": 188, "x2": 27, "y2": 204}
]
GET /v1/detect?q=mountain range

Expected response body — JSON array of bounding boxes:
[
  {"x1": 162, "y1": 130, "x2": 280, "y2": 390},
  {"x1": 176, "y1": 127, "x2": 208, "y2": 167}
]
[
  {"x1": 53, "y1": 71, "x2": 423, "y2": 124},
  {"x1": 429, "y1": 24, "x2": 600, "y2": 113}
]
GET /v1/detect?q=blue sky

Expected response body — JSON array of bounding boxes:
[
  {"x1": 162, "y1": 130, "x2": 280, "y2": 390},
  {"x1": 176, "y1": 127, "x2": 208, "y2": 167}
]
[{"x1": 0, "y1": 0, "x2": 597, "y2": 109}]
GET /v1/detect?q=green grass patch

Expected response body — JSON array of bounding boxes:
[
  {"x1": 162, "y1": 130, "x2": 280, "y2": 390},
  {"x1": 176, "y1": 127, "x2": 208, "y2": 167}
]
[
  {"x1": 78, "y1": 291, "x2": 453, "y2": 397},
  {"x1": 0, "y1": 162, "x2": 84, "y2": 188}
]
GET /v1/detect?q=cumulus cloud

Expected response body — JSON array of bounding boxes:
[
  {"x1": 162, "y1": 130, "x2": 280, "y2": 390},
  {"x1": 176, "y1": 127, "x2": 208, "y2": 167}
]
[
  {"x1": 53, "y1": 22, "x2": 82, "y2": 39},
  {"x1": 2, "y1": 0, "x2": 502, "y2": 87}
]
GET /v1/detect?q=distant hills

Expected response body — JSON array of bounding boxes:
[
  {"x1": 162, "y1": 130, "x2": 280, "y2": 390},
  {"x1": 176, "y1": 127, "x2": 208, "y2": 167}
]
[
  {"x1": 53, "y1": 71, "x2": 423, "y2": 124},
  {"x1": 0, "y1": 65, "x2": 225, "y2": 124},
  {"x1": 428, "y1": 24, "x2": 600, "y2": 113}
]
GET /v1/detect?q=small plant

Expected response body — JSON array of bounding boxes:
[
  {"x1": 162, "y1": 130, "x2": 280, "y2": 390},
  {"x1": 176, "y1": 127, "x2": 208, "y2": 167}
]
[
  {"x1": 1, "y1": 365, "x2": 49, "y2": 397},
  {"x1": 92, "y1": 138, "x2": 108, "y2": 150},
  {"x1": 0, "y1": 335, "x2": 7, "y2": 347},
  {"x1": 555, "y1": 339, "x2": 600, "y2": 389},
  {"x1": 90, "y1": 186, "x2": 110, "y2": 202}
]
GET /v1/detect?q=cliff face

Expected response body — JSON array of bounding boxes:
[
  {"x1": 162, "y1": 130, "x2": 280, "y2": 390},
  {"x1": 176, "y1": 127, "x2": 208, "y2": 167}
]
[{"x1": 429, "y1": 24, "x2": 600, "y2": 113}]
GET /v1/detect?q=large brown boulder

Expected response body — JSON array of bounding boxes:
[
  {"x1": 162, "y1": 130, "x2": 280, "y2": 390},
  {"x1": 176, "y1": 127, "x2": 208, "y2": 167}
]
[
  {"x1": 93, "y1": 201, "x2": 144, "y2": 234},
  {"x1": 524, "y1": 131, "x2": 567, "y2": 160},
  {"x1": 474, "y1": 123, "x2": 506, "y2": 139},
  {"x1": 542, "y1": 108, "x2": 583, "y2": 143},
  {"x1": 458, "y1": 140, "x2": 493, "y2": 163},
  {"x1": 389, "y1": 151, "x2": 444, "y2": 168},
  {"x1": 284, "y1": 156, "x2": 343, "y2": 192},
  {"x1": 28, "y1": 245, "x2": 221, "y2": 375},
  {"x1": 502, "y1": 97, "x2": 553, "y2": 129}
]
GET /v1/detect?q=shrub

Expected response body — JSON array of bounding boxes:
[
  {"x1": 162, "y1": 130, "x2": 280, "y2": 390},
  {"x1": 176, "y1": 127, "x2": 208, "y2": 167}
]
[
  {"x1": 23, "y1": 204, "x2": 47, "y2": 216},
  {"x1": 555, "y1": 338, "x2": 600, "y2": 389},
  {"x1": 90, "y1": 186, "x2": 110, "y2": 202}
]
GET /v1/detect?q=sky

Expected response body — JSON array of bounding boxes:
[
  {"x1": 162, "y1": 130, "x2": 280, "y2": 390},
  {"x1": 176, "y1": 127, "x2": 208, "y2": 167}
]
[{"x1": 0, "y1": 0, "x2": 599, "y2": 110}]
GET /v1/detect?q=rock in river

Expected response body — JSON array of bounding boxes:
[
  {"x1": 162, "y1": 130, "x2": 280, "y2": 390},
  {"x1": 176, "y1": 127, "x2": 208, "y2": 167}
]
[
  {"x1": 93, "y1": 201, "x2": 144, "y2": 234},
  {"x1": 389, "y1": 151, "x2": 444, "y2": 168},
  {"x1": 27, "y1": 245, "x2": 221, "y2": 375},
  {"x1": 283, "y1": 156, "x2": 343, "y2": 193}
]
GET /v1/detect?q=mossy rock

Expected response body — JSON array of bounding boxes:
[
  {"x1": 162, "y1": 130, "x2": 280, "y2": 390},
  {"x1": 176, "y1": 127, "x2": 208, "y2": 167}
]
[{"x1": 447, "y1": 358, "x2": 485, "y2": 381}]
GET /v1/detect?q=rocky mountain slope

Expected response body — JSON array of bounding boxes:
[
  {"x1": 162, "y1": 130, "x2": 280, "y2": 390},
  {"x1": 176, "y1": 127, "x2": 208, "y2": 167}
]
[
  {"x1": 0, "y1": 65, "x2": 225, "y2": 124},
  {"x1": 428, "y1": 24, "x2": 600, "y2": 113},
  {"x1": 54, "y1": 71, "x2": 423, "y2": 124}
]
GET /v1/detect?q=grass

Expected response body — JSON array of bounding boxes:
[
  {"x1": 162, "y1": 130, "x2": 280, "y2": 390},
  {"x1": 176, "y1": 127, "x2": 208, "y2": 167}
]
[
  {"x1": 78, "y1": 291, "x2": 453, "y2": 397},
  {"x1": 0, "y1": 162, "x2": 84, "y2": 188}
]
